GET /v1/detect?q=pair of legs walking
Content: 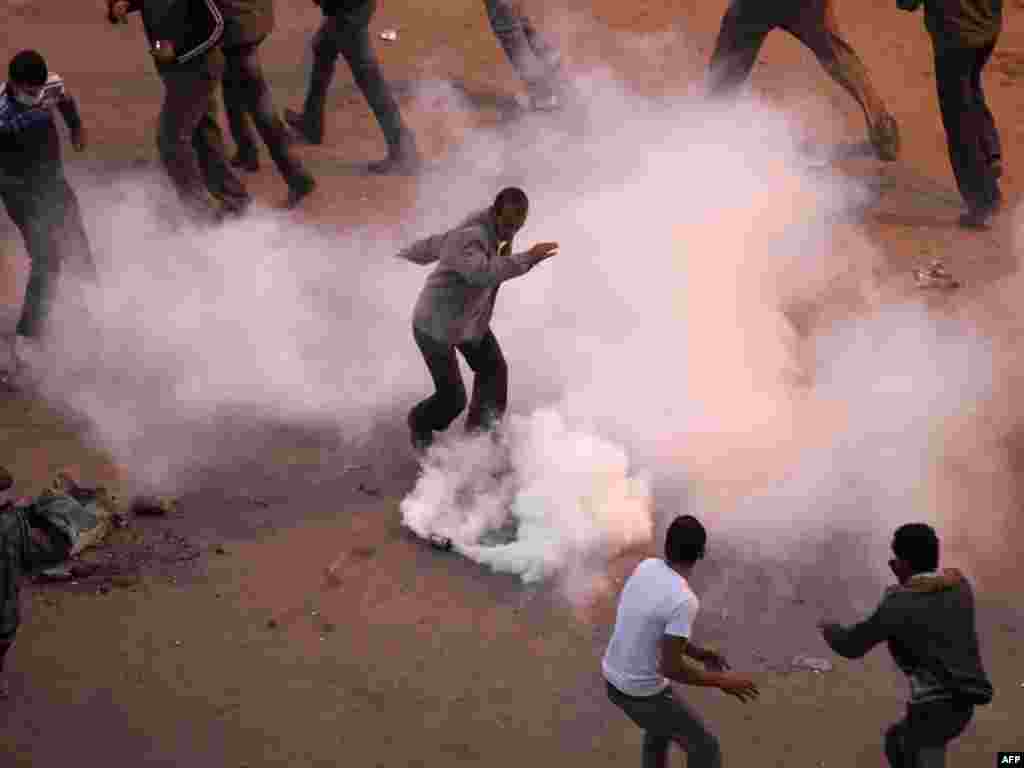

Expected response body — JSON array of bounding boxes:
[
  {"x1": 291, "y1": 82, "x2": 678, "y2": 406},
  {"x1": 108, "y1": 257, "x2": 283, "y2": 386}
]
[
  {"x1": 222, "y1": 38, "x2": 316, "y2": 206},
  {"x1": 157, "y1": 59, "x2": 251, "y2": 223},
  {"x1": 933, "y1": 42, "x2": 1002, "y2": 225},
  {"x1": 287, "y1": 0, "x2": 418, "y2": 172},
  {"x1": 606, "y1": 682, "x2": 722, "y2": 768},
  {"x1": 884, "y1": 699, "x2": 975, "y2": 767},
  {"x1": 408, "y1": 326, "x2": 508, "y2": 450},
  {"x1": 707, "y1": 0, "x2": 900, "y2": 161},
  {"x1": 483, "y1": 0, "x2": 565, "y2": 108}
]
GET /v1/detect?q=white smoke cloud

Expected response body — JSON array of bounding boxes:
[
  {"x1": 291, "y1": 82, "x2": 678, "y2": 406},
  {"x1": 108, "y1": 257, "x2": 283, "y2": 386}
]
[{"x1": 9, "y1": 16, "x2": 1002, "y2": 616}]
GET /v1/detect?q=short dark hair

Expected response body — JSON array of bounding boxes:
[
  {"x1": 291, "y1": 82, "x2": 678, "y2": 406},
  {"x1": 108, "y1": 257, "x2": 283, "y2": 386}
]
[
  {"x1": 665, "y1": 515, "x2": 706, "y2": 564},
  {"x1": 493, "y1": 187, "x2": 528, "y2": 213},
  {"x1": 0, "y1": 466, "x2": 11, "y2": 493},
  {"x1": 892, "y1": 523, "x2": 939, "y2": 573},
  {"x1": 9, "y1": 50, "x2": 48, "y2": 87}
]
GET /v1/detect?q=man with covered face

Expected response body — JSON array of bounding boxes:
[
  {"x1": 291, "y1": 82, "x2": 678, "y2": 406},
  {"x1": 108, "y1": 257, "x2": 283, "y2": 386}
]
[{"x1": 397, "y1": 187, "x2": 558, "y2": 453}]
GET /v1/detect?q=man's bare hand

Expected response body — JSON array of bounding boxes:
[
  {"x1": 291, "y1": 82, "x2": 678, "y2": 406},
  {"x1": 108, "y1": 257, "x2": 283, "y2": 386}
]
[
  {"x1": 108, "y1": 0, "x2": 129, "y2": 24},
  {"x1": 719, "y1": 674, "x2": 760, "y2": 703},
  {"x1": 527, "y1": 242, "x2": 559, "y2": 264}
]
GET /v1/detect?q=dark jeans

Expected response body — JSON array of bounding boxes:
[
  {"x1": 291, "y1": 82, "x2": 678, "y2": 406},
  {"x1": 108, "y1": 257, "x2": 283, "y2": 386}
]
[
  {"x1": 158, "y1": 61, "x2": 250, "y2": 220},
  {"x1": 934, "y1": 42, "x2": 1002, "y2": 212},
  {"x1": 409, "y1": 326, "x2": 508, "y2": 436},
  {"x1": 224, "y1": 39, "x2": 310, "y2": 188},
  {"x1": 304, "y1": 0, "x2": 410, "y2": 149},
  {"x1": 884, "y1": 699, "x2": 975, "y2": 767},
  {"x1": 1, "y1": 178, "x2": 95, "y2": 339},
  {"x1": 483, "y1": 0, "x2": 562, "y2": 91},
  {"x1": 707, "y1": 0, "x2": 890, "y2": 139},
  {"x1": 606, "y1": 682, "x2": 722, "y2": 768}
]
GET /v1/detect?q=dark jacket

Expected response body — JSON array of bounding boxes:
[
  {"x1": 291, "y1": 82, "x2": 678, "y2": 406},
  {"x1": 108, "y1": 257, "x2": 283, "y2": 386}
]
[
  {"x1": 319, "y1": 0, "x2": 372, "y2": 19},
  {"x1": 0, "y1": 75, "x2": 81, "y2": 184},
  {"x1": 898, "y1": 0, "x2": 1002, "y2": 49},
  {"x1": 822, "y1": 569, "x2": 994, "y2": 706},
  {"x1": 113, "y1": 0, "x2": 225, "y2": 75},
  {"x1": 217, "y1": 0, "x2": 274, "y2": 48}
]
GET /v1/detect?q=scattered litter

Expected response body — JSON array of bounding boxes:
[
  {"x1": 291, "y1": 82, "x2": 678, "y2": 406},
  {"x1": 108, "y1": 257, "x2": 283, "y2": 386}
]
[
  {"x1": 792, "y1": 655, "x2": 833, "y2": 673},
  {"x1": 379, "y1": 29, "x2": 398, "y2": 41},
  {"x1": 357, "y1": 483, "x2": 381, "y2": 497},
  {"x1": 343, "y1": 463, "x2": 371, "y2": 472},
  {"x1": 914, "y1": 260, "x2": 960, "y2": 290}
]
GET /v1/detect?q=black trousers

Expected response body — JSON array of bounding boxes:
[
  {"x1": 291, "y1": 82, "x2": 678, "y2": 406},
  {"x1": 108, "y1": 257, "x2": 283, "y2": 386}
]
[
  {"x1": 1, "y1": 178, "x2": 95, "y2": 339},
  {"x1": 934, "y1": 42, "x2": 1002, "y2": 212},
  {"x1": 303, "y1": 0, "x2": 410, "y2": 149},
  {"x1": 223, "y1": 38, "x2": 310, "y2": 189},
  {"x1": 884, "y1": 699, "x2": 974, "y2": 767},
  {"x1": 409, "y1": 326, "x2": 508, "y2": 436},
  {"x1": 158, "y1": 60, "x2": 250, "y2": 219}
]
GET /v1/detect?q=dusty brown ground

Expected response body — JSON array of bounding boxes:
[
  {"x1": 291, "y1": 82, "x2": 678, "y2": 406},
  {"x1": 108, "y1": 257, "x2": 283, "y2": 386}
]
[{"x1": 3, "y1": 0, "x2": 1024, "y2": 765}]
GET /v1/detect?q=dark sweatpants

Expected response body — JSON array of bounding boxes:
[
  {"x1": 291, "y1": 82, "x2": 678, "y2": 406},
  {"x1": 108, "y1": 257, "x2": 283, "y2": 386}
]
[
  {"x1": 408, "y1": 326, "x2": 508, "y2": 437},
  {"x1": 933, "y1": 42, "x2": 1002, "y2": 213},
  {"x1": 0, "y1": 177, "x2": 95, "y2": 339},
  {"x1": 301, "y1": 0, "x2": 410, "y2": 150},
  {"x1": 158, "y1": 60, "x2": 251, "y2": 220},
  {"x1": 223, "y1": 38, "x2": 311, "y2": 190},
  {"x1": 884, "y1": 699, "x2": 975, "y2": 767},
  {"x1": 606, "y1": 682, "x2": 722, "y2": 768}
]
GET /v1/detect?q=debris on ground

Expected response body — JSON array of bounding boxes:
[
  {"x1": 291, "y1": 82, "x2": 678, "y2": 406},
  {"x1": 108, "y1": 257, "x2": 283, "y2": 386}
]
[
  {"x1": 913, "y1": 260, "x2": 960, "y2": 290},
  {"x1": 379, "y1": 29, "x2": 398, "y2": 41},
  {"x1": 130, "y1": 495, "x2": 178, "y2": 517},
  {"x1": 791, "y1": 655, "x2": 833, "y2": 673}
]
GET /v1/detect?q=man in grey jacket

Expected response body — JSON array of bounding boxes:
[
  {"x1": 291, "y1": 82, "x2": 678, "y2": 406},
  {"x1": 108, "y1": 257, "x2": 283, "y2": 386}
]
[
  {"x1": 397, "y1": 187, "x2": 558, "y2": 452},
  {"x1": 818, "y1": 523, "x2": 993, "y2": 767}
]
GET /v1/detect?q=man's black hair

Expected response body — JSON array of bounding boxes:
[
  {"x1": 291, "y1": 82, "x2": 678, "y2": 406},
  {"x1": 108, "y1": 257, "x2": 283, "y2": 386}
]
[
  {"x1": 0, "y1": 466, "x2": 12, "y2": 493},
  {"x1": 493, "y1": 186, "x2": 529, "y2": 212},
  {"x1": 665, "y1": 514, "x2": 706, "y2": 564},
  {"x1": 892, "y1": 523, "x2": 940, "y2": 573},
  {"x1": 9, "y1": 50, "x2": 48, "y2": 87}
]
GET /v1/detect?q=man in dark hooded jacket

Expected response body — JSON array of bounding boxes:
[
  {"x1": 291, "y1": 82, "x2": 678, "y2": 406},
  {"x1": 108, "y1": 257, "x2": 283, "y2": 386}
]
[
  {"x1": 108, "y1": 0, "x2": 251, "y2": 222},
  {"x1": 218, "y1": 0, "x2": 316, "y2": 208},
  {"x1": 819, "y1": 523, "x2": 993, "y2": 767},
  {"x1": 897, "y1": 0, "x2": 1003, "y2": 229}
]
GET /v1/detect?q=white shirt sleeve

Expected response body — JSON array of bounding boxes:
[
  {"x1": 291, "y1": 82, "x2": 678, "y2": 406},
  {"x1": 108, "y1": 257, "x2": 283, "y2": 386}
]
[{"x1": 664, "y1": 593, "x2": 697, "y2": 638}]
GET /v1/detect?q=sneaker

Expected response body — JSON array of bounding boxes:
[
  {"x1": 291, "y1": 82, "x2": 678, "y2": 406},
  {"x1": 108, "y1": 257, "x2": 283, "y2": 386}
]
[
  {"x1": 870, "y1": 113, "x2": 901, "y2": 163},
  {"x1": 230, "y1": 150, "x2": 260, "y2": 172},
  {"x1": 285, "y1": 173, "x2": 316, "y2": 209},
  {"x1": 284, "y1": 109, "x2": 323, "y2": 145}
]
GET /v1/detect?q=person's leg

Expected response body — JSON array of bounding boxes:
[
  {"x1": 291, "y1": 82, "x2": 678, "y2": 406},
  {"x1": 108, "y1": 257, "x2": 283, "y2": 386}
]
[
  {"x1": 902, "y1": 700, "x2": 975, "y2": 768},
  {"x1": 225, "y1": 40, "x2": 315, "y2": 202},
  {"x1": 606, "y1": 684, "x2": 722, "y2": 768},
  {"x1": 783, "y1": 0, "x2": 899, "y2": 161},
  {"x1": 157, "y1": 66, "x2": 228, "y2": 222},
  {"x1": 286, "y1": 15, "x2": 342, "y2": 144},
  {"x1": 458, "y1": 329, "x2": 508, "y2": 434},
  {"x1": 884, "y1": 716, "x2": 911, "y2": 768},
  {"x1": 222, "y1": 45, "x2": 261, "y2": 170},
  {"x1": 408, "y1": 327, "x2": 469, "y2": 449},
  {"x1": 706, "y1": 3, "x2": 773, "y2": 99},
  {"x1": 191, "y1": 76, "x2": 252, "y2": 216},
  {"x1": 934, "y1": 46, "x2": 998, "y2": 224},
  {"x1": 484, "y1": 0, "x2": 560, "y2": 107},
  {"x1": 14, "y1": 194, "x2": 62, "y2": 342},
  {"x1": 973, "y1": 41, "x2": 1003, "y2": 184},
  {"x1": 335, "y1": 2, "x2": 419, "y2": 170}
]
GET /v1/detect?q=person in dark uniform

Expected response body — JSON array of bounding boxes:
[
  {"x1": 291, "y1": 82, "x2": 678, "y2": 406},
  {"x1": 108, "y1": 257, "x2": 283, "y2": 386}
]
[
  {"x1": 706, "y1": 0, "x2": 902, "y2": 163},
  {"x1": 898, "y1": 0, "x2": 1004, "y2": 229},
  {"x1": 483, "y1": 0, "x2": 566, "y2": 111},
  {"x1": 218, "y1": 0, "x2": 317, "y2": 208},
  {"x1": 0, "y1": 51, "x2": 96, "y2": 386},
  {"x1": 285, "y1": 0, "x2": 421, "y2": 175},
  {"x1": 108, "y1": 0, "x2": 251, "y2": 222}
]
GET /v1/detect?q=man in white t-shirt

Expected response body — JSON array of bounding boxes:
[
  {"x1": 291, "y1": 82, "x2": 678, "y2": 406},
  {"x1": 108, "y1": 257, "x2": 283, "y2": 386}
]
[{"x1": 602, "y1": 515, "x2": 759, "y2": 768}]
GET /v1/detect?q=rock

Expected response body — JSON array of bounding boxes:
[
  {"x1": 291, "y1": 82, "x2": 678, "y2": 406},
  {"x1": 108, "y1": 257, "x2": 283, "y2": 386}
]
[
  {"x1": 131, "y1": 495, "x2": 176, "y2": 516},
  {"x1": 357, "y1": 483, "x2": 381, "y2": 497},
  {"x1": 792, "y1": 655, "x2": 833, "y2": 673},
  {"x1": 266, "y1": 618, "x2": 278, "y2": 629},
  {"x1": 214, "y1": 545, "x2": 227, "y2": 555}
]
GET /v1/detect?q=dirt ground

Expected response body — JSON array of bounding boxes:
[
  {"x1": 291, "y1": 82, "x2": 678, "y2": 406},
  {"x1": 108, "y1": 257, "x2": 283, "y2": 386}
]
[{"x1": 2, "y1": 0, "x2": 1024, "y2": 765}]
